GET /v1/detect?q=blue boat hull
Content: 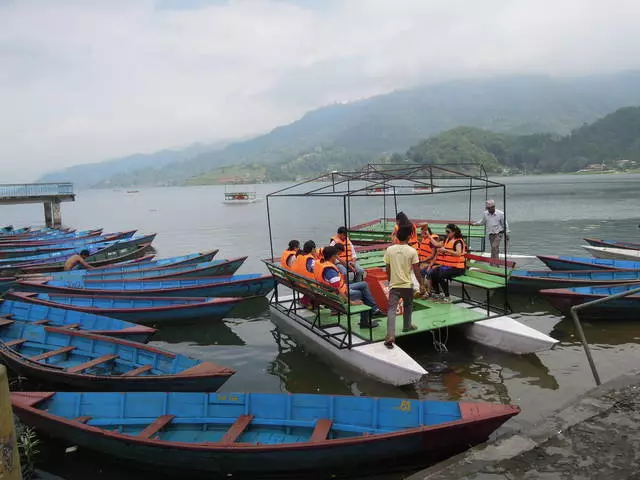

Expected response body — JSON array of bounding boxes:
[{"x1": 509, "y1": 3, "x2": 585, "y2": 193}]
[
  {"x1": 509, "y1": 269, "x2": 640, "y2": 291},
  {"x1": 538, "y1": 255, "x2": 640, "y2": 271},
  {"x1": 541, "y1": 284, "x2": 640, "y2": 320}
]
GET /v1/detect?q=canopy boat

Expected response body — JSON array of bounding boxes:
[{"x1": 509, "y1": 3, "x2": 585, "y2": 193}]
[
  {"x1": 0, "y1": 230, "x2": 137, "y2": 258},
  {"x1": 7, "y1": 245, "x2": 155, "y2": 275},
  {"x1": 12, "y1": 391, "x2": 519, "y2": 476},
  {"x1": 537, "y1": 255, "x2": 640, "y2": 271},
  {"x1": 222, "y1": 191, "x2": 258, "y2": 205},
  {"x1": 582, "y1": 245, "x2": 640, "y2": 261},
  {"x1": 0, "y1": 322, "x2": 234, "y2": 391},
  {"x1": 6, "y1": 291, "x2": 250, "y2": 324},
  {"x1": 412, "y1": 185, "x2": 442, "y2": 193},
  {"x1": 17, "y1": 274, "x2": 275, "y2": 298},
  {"x1": 0, "y1": 229, "x2": 103, "y2": 247},
  {"x1": 0, "y1": 299, "x2": 156, "y2": 342},
  {"x1": 508, "y1": 269, "x2": 640, "y2": 291},
  {"x1": 540, "y1": 284, "x2": 640, "y2": 320},
  {"x1": 584, "y1": 238, "x2": 640, "y2": 251}
]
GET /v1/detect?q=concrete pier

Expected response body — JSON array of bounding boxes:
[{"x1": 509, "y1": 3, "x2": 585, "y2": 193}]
[
  {"x1": 0, "y1": 183, "x2": 75, "y2": 227},
  {"x1": 0, "y1": 365, "x2": 22, "y2": 479}
]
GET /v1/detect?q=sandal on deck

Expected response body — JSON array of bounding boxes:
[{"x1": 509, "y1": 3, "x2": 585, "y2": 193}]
[
  {"x1": 384, "y1": 337, "x2": 395, "y2": 349},
  {"x1": 402, "y1": 325, "x2": 418, "y2": 333}
]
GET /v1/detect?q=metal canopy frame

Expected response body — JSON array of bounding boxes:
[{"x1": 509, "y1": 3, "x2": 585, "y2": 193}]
[{"x1": 265, "y1": 163, "x2": 509, "y2": 349}]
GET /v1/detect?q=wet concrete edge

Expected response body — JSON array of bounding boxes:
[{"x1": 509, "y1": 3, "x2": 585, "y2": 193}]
[{"x1": 405, "y1": 369, "x2": 640, "y2": 480}]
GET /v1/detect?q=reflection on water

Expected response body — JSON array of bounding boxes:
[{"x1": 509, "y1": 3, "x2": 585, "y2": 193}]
[{"x1": 1, "y1": 174, "x2": 639, "y2": 478}]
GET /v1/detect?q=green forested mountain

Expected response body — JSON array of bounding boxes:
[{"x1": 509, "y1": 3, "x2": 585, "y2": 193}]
[
  {"x1": 407, "y1": 107, "x2": 640, "y2": 173},
  {"x1": 41, "y1": 72, "x2": 640, "y2": 187}
]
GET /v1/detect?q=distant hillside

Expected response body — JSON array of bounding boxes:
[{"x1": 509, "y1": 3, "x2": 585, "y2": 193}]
[
  {"x1": 48, "y1": 71, "x2": 640, "y2": 187},
  {"x1": 38, "y1": 141, "x2": 232, "y2": 189},
  {"x1": 407, "y1": 106, "x2": 640, "y2": 173}
]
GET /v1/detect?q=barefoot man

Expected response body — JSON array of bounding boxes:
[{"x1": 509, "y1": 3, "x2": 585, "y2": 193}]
[{"x1": 63, "y1": 249, "x2": 95, "y2": 271}]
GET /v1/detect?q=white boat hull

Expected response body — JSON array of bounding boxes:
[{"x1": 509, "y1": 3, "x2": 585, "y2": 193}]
[
  {"x1": 269, "y1": 300, "x2": 427, "y2": 386},
  {"x1": 582, "y1": 245, "x2": 640, "y2": 261},
  {"x1": 222, "y1": 199, "x2": 258, "y2": 205}
]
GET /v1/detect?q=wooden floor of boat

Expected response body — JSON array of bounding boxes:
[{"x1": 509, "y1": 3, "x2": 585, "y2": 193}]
[{"x1": 302, "y1": 298, "x2": 486, "y2": 342}]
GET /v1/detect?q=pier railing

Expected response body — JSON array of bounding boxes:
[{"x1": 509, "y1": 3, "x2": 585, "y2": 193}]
[{"x1": 0, "y1": 183, "x2": 74, "y2": 198}]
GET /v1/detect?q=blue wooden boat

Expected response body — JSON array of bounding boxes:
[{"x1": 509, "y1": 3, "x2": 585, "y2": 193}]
[
  {"x1": 12, "y1": 391, "x2": 519, "y2": 476},
  {"x1": 0, "y1": 229, "x2": 103, "y2": 247},
  {"x1": 0, "y1": 277, "x2": 14, "y2": 293},
  {"x1": 7, "y1": 291, "x2": 249, "y2": 324},
  {"x1": 540, "y1": 283, "x2": 640, "y2": 320},
  {"x1": 0, "y1": 299, "x2": 156, "y2": 342},
  {"x1": 509, "y1": 269, "x2": 640, "y2": 291},
  {"x1": 584, "y1": 238, "x2": 640, "y2": 251},
  {"x1": 537, "y1": 255, "x2": 640, "y2": 271},
  {"x1": 0, "y1": 226, "x2": 31, "y2": 236},
  {"x1": 0, "y1": 322, "x2": 233, "y2": 391},
  {"x1": 17, "y1": 274, "x2": 275, "y2": 298}
]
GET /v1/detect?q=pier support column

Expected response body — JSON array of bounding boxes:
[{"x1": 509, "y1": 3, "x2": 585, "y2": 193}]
[
  {"x1": 51, "y1": 201, "x2": 62, "y2": 227},
  {"x1": 0, "y1": 365, "x2": 22, "y2": 479},
  {"x1": 43, "y1": 202, "x2": 53, "y2": 227}
]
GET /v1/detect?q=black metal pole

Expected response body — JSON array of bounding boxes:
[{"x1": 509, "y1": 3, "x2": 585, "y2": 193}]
[
  {"x1": 502, "y1": 184, "x2": 508, "y2": 310},
  {"x1": 266, "y1": 195, "x2": 277, "y2": 302},
  {"x1": 343, "y1": 195, "x2": 352, "y2": 349}
]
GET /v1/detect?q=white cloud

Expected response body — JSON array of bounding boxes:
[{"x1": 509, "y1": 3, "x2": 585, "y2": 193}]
[{"x1": 0, "y1": 0, "x2": 639, "y2": 181}]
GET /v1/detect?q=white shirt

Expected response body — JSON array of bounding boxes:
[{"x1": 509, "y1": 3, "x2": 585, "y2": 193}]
[
  {"x1": 475, "y1": 209, "x2": 509, "y2": 235},
  {"x1": 329, "y1": 238, "x2": 358, "y2": 260}
]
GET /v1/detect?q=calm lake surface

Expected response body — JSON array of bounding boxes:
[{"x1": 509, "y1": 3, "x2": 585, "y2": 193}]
[{"x1": 3, "y1": 174, "x2": 640, "y2": 479}]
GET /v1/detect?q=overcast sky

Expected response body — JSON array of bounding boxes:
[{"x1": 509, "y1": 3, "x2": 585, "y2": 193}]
[{"x1": 1, "y1": 0, "x2": 639, "y2": 182}]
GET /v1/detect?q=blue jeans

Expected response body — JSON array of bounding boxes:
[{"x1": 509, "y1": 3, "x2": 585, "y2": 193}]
[
  {"x1": 348, "y1": 281, "x2": 379, "y2": 324},
  {"x1": 337, "y1": 262, "x2": 365, "y2": 282}
]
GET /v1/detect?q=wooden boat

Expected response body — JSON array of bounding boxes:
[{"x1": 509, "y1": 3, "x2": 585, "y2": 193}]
[
  {"x1": 582, "y1": 245, "x2": 640, "y2": 261},
  {"x1": 6, "y1": 291, "x2": 250, "y2": 324},
  {"x1": 412, "y1": 185, "x2": 442, "y2": 193},
  {"x1": 0, "y1": 229, "x2": 103, "y2": 247},
  {"x1": 584, "y1": 238, "x2": 640, "y2": 251},
  {"x1": 0, "y1": 230, "x2": 137, "y2": 258},
  {"x1": 222, "y1": 191, "x2": 258, "y2": 205},
  {"x1": 537, "y1": 255, "x2": 640, "y2": 271},
  {"x1": 12, "y1": 391, "x2": 519, "y2": 476},
  {"x1": 9, "y1": 245, "x2": 154, "y2": 275},
  {"x1": 540, "y1": 284, "x2": 640, "y2": 320},
  {"x1": 17, "y1": 274, "x2": 275, "y2": 298},
  {"x1": 0, "y1": 277, "x2": 14, "y2": 293},
  {"x1": 0, "y1": 322, "x2": 233, "y2": 391},
  {"x1": 509, "y1": 269, "x2": 640, "y2": 291},
  {"x1": 0, "y1": 299, "x2": 156, "y2": 343}
]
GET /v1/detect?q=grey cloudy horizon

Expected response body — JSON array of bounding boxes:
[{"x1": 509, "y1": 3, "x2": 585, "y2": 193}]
[{"x1": 1, "y1": 0, "x2": 639, "y2": 182}]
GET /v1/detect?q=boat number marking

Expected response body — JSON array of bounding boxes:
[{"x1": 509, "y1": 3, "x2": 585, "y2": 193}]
[
  {"x1": 395, "y1": 400, "x2": 411, "y2": 412},
  {"x1": 217, "y1": 394, "x2": 240, "y2": 401}
]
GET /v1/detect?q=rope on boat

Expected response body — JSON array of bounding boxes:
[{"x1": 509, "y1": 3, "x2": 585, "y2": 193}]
[{"x1": 431, "y1": 326, "x2": 449, "y2": 352}]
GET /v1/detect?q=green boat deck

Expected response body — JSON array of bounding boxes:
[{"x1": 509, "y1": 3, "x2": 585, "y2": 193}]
[{"x1": 303, "y1": 297, "x2": 486, "y2": 342}]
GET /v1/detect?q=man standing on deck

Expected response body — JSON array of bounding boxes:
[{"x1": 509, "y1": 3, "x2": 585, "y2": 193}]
[
  {"x1": 383, "y1": 225, "x2": 425, "y2": 349},
  {"x1": 475, "y1": 199, "x2": 509, "y2": 260}
]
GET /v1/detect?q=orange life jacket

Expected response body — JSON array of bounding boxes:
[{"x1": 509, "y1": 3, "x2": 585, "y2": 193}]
[
  {"x1": 315, "y1": 247, "x2": 324, "y2": 261},
  {"x1": 280, "y1": 249, "x2": 297, "y2": 269},
  {"x1": 392, "y1": 224, "x2": 419, "y2": 249},
  {"x1": 314, "y1": 260, "x2": 347, "y2": 296},
  {"x1": 437, "y1": 237, "x2": 466, "y2": 269},
  {"x1": 330, "y1": 235, "x2": 354, "y2": 263},
  {"x1": 291, "y1": 253, "x2": 315, "y2": 278},
  {"x1": 418, "y1": 233, "x2": 440, "y2": 262}
]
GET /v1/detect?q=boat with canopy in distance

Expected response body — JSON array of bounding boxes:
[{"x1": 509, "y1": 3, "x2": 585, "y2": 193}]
[
  {"x1": 222, "y1": 184, "x2": 258, "y2": 204},
  {"x1": 264, "y1": 164, "x2": 558, "y2": 386},
  {"x1": 12, "y1": 390, "x2": 520, "y2": 477}
]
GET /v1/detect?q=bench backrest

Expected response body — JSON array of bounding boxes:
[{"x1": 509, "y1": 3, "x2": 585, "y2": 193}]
[{"x1": 465, "y1": 253, "x2": 515, "y2": 279}]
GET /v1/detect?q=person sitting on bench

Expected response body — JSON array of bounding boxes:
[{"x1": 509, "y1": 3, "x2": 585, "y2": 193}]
[{"x1": 430, "y1": 224, "x2": 467, "y2": 303}]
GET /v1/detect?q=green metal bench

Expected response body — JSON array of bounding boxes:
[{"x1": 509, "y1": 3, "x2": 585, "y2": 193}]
[
  {"x1": 264, "y1": 261, "x2": 372, "y2": 347},
  {"x1": 450, "y1": 253, "x2": 515, "y2": 315}
]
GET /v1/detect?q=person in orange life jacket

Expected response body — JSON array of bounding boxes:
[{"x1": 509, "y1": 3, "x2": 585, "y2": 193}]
[
  {"x1": 315, "y1": 245, "x2": 382, "y2": 328},
  {"x1": 430, "y1": 224, "x2": 466, "y2": 303},
  {"x1": 417, "y1": 224, "x2": 440, "y2": 296},
  {"x1": 280, "y1": 240, "x2": 300, "y2": 269},
  {"x1": 383, "y1": 225, "x2": 424, "y2": 349},
  {"x1": 391, "y1": 211, "x2": 419, "y2": 249},
  {"x1": 292, "y1": 240, "x2": 317, "y2": 309},
  {"x1": 330, "y1": 227, "x2": 365, "y2": 282}
]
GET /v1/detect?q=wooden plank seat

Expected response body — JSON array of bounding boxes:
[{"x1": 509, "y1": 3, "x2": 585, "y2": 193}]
[
  {"x1": 310, "y1": 418, "x2": 332, "y2": 442},
  {"x1": 33, "y1": 319, "x2": 50, "y2": 325},
  {"x1": 4, "y1": 339, "x2": 27, "y2": 348},
  {"x1": 30, "y1": 346, "x2": 76, "y2": 361},
  {"x1": 220, "y1": 414, "x2": 253, "y2": 444},
  {"x1": 0, "y1": 318, "x2": 15, "y2": 328},
  {"x1": 138, "y1": 415, "x2": 175, "y2": 439},
  {"x1": 66, "y1": 354, "x2": 118, "y2": 374},
  {"x1": 121, "y1": 364, "x2": 153, "y2": 377},
  {"x1": 74, "y1": 416, "x2": 92, "y2": 423},
  {"x1": 450, "y1": 254, "x2": 515, "y2": 315}
]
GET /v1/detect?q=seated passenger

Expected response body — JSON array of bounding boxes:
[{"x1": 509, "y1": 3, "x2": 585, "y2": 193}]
[
  {"x1": 391, "y1": 211, "x2": 419, "y2": 249},
  {"x1": 430, "y1": 224, "x2": 467, "y2": 303},
  {"x1": 280, "y1": 240, "x2": 300, "y2": 269},
  {"x1": 330, "y1": 227, "x2": 365, "y2": 282},
  {"x1": 417, "y1": 224, "x2": 440, "y2": 296},
  {"x1": 314, "y1": 245, "x2": 382, "y2": 329},
  {"x1": 64, "y1": 249, "x2": 94, "y2": 271},
  {"x1": 291, "y1": 240, "x2": 316, "y2": 279}
]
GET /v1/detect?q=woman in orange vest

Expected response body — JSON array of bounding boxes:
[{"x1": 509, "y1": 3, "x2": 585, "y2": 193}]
[
  {"x1": 330, "y1": 226, "x2": 365, "y2": 282},
  {"x1": 280, "y1": 240, "x2": 299, "y2": 269},
  {"x1": 430, "y1": 224, "x2": 466, "y2": 303},
  {"x1": 391, "y1": 212, "x2": 419, "y2": 249},
  {"x1": 291, "y1": 240, "x2": 316, "y2": 279},
  {"x1": 417, "y1": 224, "x2": 440, "y2": 297},
  {"x1": 315, "y1": 245, "x2": 381, "y2": 328}
]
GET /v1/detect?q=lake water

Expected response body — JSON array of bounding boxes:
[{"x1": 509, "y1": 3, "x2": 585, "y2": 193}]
[{"x1": 3, "y1": 174, "x2": 640, "y2": 479}]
